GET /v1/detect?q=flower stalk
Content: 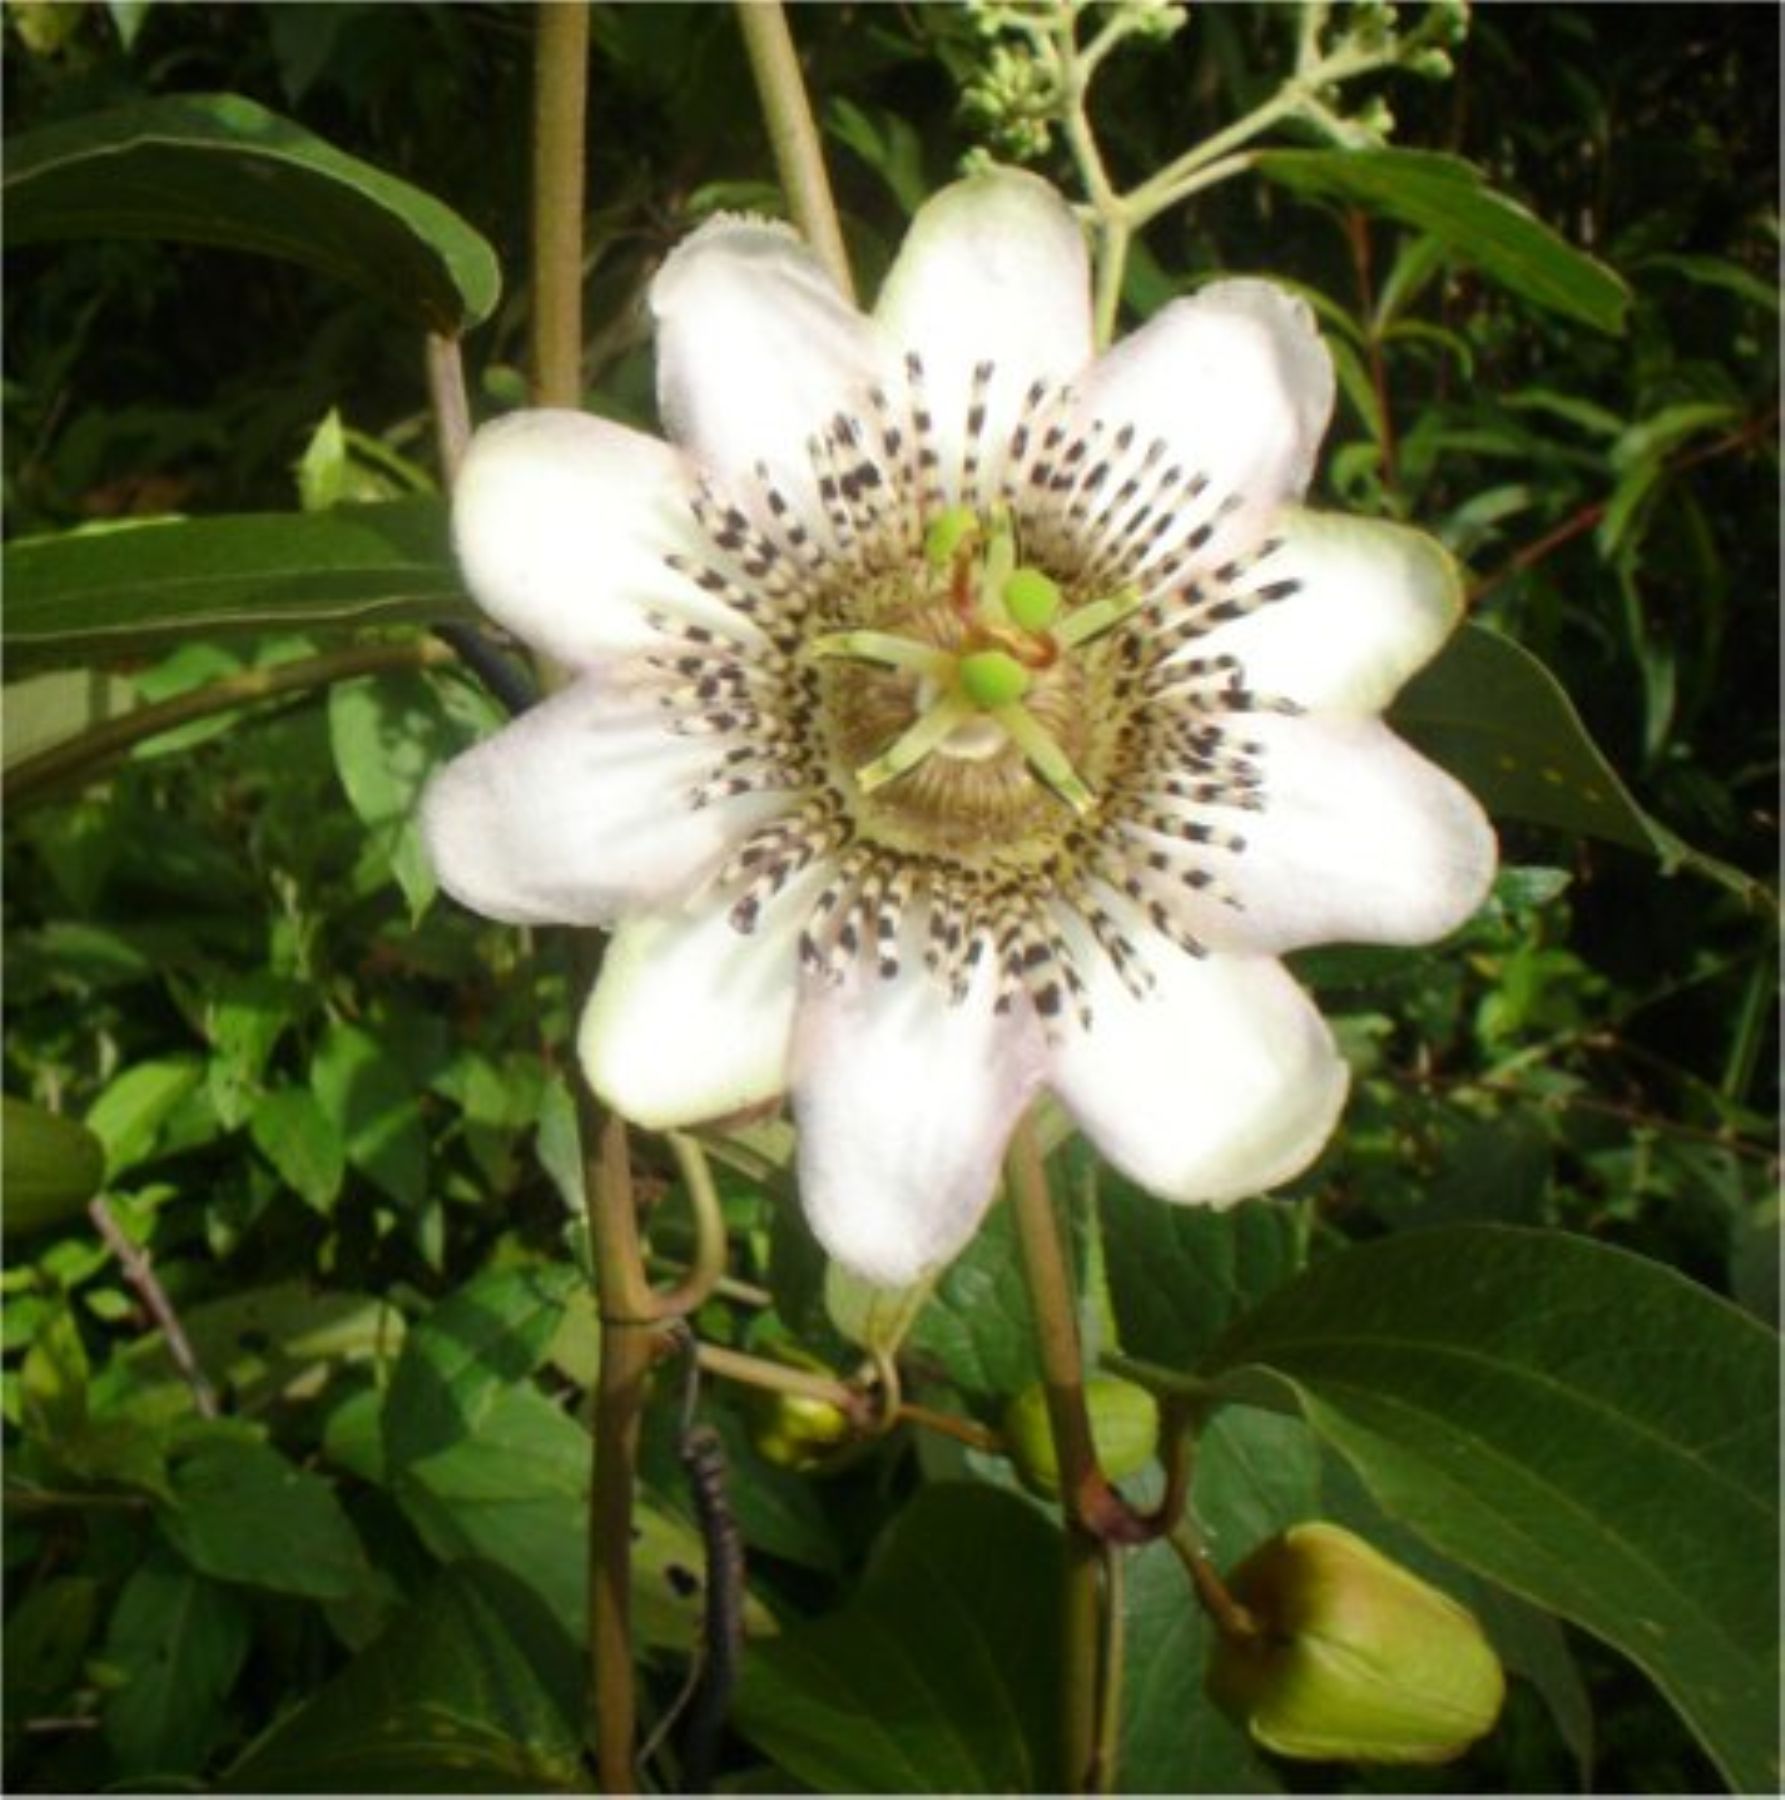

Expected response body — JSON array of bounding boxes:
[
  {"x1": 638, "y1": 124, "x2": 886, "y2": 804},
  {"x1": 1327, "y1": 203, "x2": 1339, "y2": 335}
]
[
  {"x1": 1004, "y1": 1116, "x2": 1121, "y2": 1791},
  {"x1": 528, "y1": 7, "x2": 656, "y2": 1787},
  {"x1": 531, "y1": 0, "x2": 590, "y2": 414},
  {"x1": 735, "y1": 0, "x2": 856, "y2": 301},
  {"x1": 1039, "y1": 0, "x2": 1462, "y2": 346}
]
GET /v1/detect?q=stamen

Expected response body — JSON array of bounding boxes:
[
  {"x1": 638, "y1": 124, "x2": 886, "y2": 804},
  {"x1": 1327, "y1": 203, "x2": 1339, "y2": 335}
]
[
  {"x1": 1054, "y1": 586, "x2": 1144, "y2": 651},
  {"x1": 809, "y1": 631, "x2": 954, "y2": 682},
  {"x1": 993, "y1": 705, "x2": 1095, "y2": 816},
  {"x1": 855, "y1": 694, "x2": 976, "y2": 794}
]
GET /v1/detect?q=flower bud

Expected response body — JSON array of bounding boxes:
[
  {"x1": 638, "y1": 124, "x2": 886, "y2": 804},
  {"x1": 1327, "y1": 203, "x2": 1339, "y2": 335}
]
[
  {"x1": 747, "y1": 1386, "x2": 856, "y2": 1472},
  {"x1": 1207, "y1": 1523, "x2": 1504, "y2": 1765},
  {"x1": 1003, "y1": 1376, "x2": 1159, "y2": 1497}
]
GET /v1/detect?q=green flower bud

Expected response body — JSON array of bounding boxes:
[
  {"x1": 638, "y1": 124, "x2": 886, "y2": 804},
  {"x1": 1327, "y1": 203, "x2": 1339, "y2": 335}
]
[
  {"x1": 745, "y1": 1341, "x2": 858, "y2": 1472},
  {"x1": 1003, "y1": 1376, "x2": 1160, "y2": 1497},
  {"x1": 958, "y1": 649, "x2": 1032, "y2": 710},
  {"x1": 1207, "y1": 1523, "x2": 1505, "y2": 1765},
  {"x1": 748, "y1": 1387, "x2": 856, "y2": 1472}
]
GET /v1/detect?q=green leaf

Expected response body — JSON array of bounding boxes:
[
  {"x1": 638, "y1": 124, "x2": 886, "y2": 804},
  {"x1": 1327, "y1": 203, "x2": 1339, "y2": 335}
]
[
  {"x1": 157, "y1": 1430, "x2": 371, "y2": 1600},
  {"x1": 83, "y1": 1056, "x2": 204, "y2": 1176},
  {"x1": 383, "y1": 1263, "x2": 580, "y2": 1471},
  {"x1": 2, "y1": 1093, "x2": 106, "y2": 1237},
  {"x1": 825, "y1": 97, "x2": 929, "y2": 214},
  {"x1": 908, "y1": 1184, "x2": 1086, "y2": 1401},
  {"x1": 1391, "y1": 624, "x2": 1764, "y2": 904},
  {"x1": 3, "y1": 500, "x2": 468, "y2": 669},
  {"x1": 101, "y1": 1547, "x2": 251, "y2": 1778},
  {"x1": 20, "y1": 1307, "x2": 90, "y2": 1443},
  {"x1": 391, "y1": 1381, "x2": 742, "y2": 1652},
  {"x1": 328, "y1": 671, "x2": 496, "y2": 921},
  {"x1": 1254, "y1": 149, "x2": 1630, "y2": 334},
  {"x1": 123, "y1": 1280, "x2": 403, "y2": 1412},
  {"x1": 4, "y1": 93, "x2": 499, "y2": 332},
  {"x1": 220, "y1": 1564, "x2": 583, "y2": 1794},
  {"x1": 249, "y1": 1089, "x2": 346, "y2": 1216},
  {"x1": 1103, "y1": 1178, "x2": 1309, "y2": 1369},
  {"x1": 310, "y1": 1021, "x2": 429, "y2": 1211},
  {"x1": 4, "y1": 1574, "x2": 102, "y2": 1730},
  {"x1": 1199, "y1": 1225, "x2": 1780, "y2": 1793},
  {"x1": 732, "y1": 1484, "x2": 1065, "y2": 1793}
]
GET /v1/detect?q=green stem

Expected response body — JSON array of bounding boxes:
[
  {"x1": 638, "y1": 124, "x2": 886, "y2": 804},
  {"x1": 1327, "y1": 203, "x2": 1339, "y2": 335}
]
[
  {"x1": 1124, "y1": 86, "x2": 1303, "y2": 224},
  {"x1": 1168, "y1": 1521, "x2": 1262, "y2": 1644},
  {"x1": 736, "y1": 0, "x2": 855, "y2": 300},
  {"x1": 1092, "y1": 1541, "x2": 1127, "y2": 1795},
  {"x1": 1090, "y1": 214, "x2": 1130, "y2": 353},
  {"x1": 1005, "y1": 1114, "x2": 1111, "y2": 1793},
  {"x1": 425, "y1": 332, "x2": 473, "y2": 481},
  {"x1": 579, "y1": 1095, "x2": 658, "y2": 1796},
  {"x1": 690, "y1": 1341, "x2": 1004, "y2": 1453},
  {"x1": 1061, "y1": 1533, "x2": 1103, "y2": 1793},
  {"x1": 527, "y1": 11, "x2": 652, "y2": 1789},
  {"x1": 3, "y1": 640, "x2": 455, "y2": 809},
  {"x1": 531, "y1": 0, "x2": 590, "y2": 408},
  {"x1": 652, "y1": 1132, "x2": 733, "y2": 1320}
]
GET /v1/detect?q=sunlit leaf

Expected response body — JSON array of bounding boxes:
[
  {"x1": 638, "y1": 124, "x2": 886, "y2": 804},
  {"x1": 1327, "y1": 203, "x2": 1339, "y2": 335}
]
[
  {"x1": 158, "y1": 1429, "x2": 372, "y2": 1600},
  {"x1": 2, "y1": 1094, "x2": 106, "y2": 1238},
  {"x1": 382, "y1": 1263, "x2": 579, "y2": 1471}
]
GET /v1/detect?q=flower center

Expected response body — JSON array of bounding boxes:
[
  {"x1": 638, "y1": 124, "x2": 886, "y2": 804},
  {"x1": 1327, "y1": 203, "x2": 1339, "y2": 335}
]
[{"x1": 808, "y1": 503, "x2": 1140, "y2": 858}]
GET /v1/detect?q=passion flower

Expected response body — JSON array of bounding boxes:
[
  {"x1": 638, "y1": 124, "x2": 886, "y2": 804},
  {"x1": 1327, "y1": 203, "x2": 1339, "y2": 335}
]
[{"x1": 422, "y1": 170, "x2": 1495, "y2": 1286}]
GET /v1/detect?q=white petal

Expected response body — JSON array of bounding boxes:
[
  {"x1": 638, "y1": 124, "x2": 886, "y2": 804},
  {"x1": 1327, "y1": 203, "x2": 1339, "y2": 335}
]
[
  {"x1": 1200, "y1": 509, "x2": 1463, "y2": 713},
  {"x1": 420, "y1": 678, "x2": 786, "y2": 928},
  {"x1": 1147, "y1": 713, "x2": 1497, "y2": 954},
  {"x1": 454, "y1": 410, "x2": 757, "y2": 670},
  {"x1": 1049, "y1": 932, "x2": 1348, "y2": 1204},
  {"x1": 651, "y1": 214, "x2": 891, "y2": 514},
  {"x1": 874, "y1": 169, "x2": 1093, "y2": 500},
  {"x1": 791, "y1": 942, "x2": 1048, "y2": 1287},
  {"x1": 578, "y1": 864, "x2": 824, "y2": 1128},
  {"x1": 1067, "y1": 279, "x2": 1335, "y2": 575}
]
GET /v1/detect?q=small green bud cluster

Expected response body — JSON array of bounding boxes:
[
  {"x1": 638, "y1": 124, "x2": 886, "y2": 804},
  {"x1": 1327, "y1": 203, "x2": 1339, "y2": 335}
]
[
  {"x1": 745, "y1": 1340, "x2": 859, "y2": 1474},
  {"x1": 1353, "y1": 94, "x2": 1396, "y2": 138},
  {"x1": 961, "y1": 39, "x2": 1063, "y2": 165},
  {"x1": 1346, "y1": 0, "x2": 1399, "y2": 55},
  {"x1": 1118, "y1": 0, "x2": 1189, "y2": 44}
]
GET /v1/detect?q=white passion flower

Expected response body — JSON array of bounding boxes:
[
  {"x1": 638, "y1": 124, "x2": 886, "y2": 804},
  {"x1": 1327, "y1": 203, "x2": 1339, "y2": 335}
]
[{"x1": 422, "y1": 170, "x2": 1496, "y2": 1288}]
